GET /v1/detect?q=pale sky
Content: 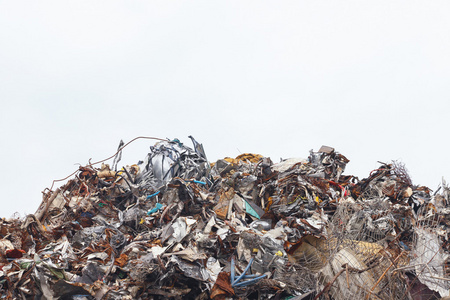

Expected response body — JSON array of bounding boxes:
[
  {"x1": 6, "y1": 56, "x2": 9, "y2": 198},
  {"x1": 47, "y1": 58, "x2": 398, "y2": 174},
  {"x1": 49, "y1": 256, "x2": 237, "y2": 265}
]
[{"x1": 1, "y1": 1, "x2": 449, "y2": 218}]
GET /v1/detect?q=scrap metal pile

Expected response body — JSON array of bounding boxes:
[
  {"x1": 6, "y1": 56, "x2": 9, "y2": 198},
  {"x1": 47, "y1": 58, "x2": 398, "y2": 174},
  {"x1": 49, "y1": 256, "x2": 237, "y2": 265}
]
[{"x1": 1, "y1": 137, "x2": 450, "y2": 299}]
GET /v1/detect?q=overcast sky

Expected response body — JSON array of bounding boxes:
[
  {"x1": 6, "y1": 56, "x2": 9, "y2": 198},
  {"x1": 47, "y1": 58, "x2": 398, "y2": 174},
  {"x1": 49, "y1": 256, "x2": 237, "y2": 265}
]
[{"x1": 1, "y1": 1, "x2": 449, "y2": 218}]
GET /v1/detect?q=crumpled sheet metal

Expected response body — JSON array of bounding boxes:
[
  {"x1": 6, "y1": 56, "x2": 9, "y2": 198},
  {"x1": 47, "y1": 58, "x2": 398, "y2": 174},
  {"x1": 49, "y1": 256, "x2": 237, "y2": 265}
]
[
  {"x1": 2, "y1": 141, "x2": 450, "y2": 299},
  {"x1": 136, "y1": 137, "x2": 209, "y2": 189}
]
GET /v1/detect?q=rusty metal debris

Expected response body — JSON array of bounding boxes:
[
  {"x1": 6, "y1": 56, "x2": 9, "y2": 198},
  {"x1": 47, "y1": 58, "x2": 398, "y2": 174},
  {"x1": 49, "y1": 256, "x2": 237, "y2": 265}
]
[{"x1": 1, "y1": 138, "x2": 449, "y2": 299}]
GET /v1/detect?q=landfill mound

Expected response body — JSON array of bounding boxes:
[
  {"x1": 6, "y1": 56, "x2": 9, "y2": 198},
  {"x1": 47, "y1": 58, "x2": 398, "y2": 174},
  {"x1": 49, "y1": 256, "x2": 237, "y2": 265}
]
[{"x1": 1, "y1": 136, "x2": 449, "y2": 300}]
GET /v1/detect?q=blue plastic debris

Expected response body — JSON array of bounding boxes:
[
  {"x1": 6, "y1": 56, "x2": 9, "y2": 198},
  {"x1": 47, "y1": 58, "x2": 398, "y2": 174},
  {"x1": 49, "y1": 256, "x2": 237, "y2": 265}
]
[
  {"x1": 231, "y1": 256, "x2": 235, "y2": 283},
  {"x1": 399, "y1": 241, "x2": 410, "y2": 251},
  {"x1": 231, "y1": 256, "x2": 267, "y2": 288},
  {"x1": 186, "y1": 180, "x2": 207, "y2": 185},
  {"x1": 244, "y1": 201, "x2": 261, "y2": 219},
  {"x1": 146, "y1": 190, "x2": 160, "y2": 200},
  {"x1": 233, "y1": 274, "x2": 267, "y2": 287},
  {"x1": 147, "y1": 202, "x2": 164, "y2": 215}
]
